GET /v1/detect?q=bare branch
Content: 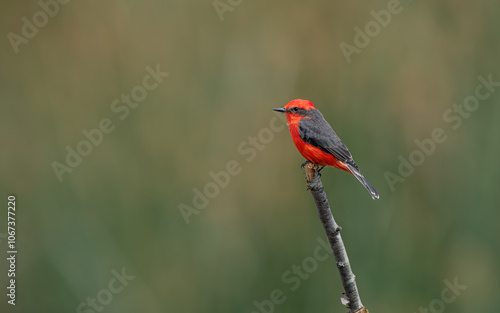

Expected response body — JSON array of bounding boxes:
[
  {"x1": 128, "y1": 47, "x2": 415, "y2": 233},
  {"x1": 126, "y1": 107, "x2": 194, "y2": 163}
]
[{"x1": 304, "y1": 163, "x2": 368, "y2": 313}]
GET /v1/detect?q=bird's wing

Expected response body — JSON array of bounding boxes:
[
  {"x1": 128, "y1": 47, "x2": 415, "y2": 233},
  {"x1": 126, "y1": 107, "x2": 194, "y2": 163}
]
[{"x1": 299, "y1": 113, "x2": 360, "y2": 171}]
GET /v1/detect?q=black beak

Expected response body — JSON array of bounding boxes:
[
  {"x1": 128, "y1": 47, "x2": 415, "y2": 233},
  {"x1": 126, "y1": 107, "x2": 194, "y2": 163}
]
[{"x1": 272, "y1": 107, "x2": 286, "y2": 113}]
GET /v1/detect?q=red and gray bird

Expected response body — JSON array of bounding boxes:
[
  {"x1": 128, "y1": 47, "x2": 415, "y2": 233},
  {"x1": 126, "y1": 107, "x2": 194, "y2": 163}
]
[{"x1": 273, "y1": 99, "x2": 379, "y2": 199}]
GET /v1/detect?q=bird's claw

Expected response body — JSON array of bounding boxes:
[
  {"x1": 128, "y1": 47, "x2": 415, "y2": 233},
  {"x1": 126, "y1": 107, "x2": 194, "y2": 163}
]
[{"x1": 301, "y1": 160, "x2": 313, "y2": 169}]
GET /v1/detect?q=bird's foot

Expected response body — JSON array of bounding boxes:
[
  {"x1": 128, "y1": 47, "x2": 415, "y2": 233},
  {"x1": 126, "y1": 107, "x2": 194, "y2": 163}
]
[
  {"x1": 301, "y1": 160, "x2": 313, "y2": 169},
  {"x1": 302, "y1": 161, "x2": 324, "y2": 174}
]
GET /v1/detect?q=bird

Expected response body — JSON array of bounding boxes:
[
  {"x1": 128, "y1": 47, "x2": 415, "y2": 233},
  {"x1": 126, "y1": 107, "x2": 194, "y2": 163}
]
[{"x1": 273, "y1": 99, "x2": 379, "y2": 199}]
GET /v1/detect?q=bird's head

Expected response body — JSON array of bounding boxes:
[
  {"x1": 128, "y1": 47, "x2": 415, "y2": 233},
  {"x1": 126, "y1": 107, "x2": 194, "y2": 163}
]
[{"x1": 273, "y1": 99, "x2": 316, "y2": 124}]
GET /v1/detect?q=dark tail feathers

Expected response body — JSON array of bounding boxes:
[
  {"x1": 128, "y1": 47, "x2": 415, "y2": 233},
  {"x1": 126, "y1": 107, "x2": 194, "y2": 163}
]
[{"x1": 346, "y1": 164, "x2": 379, "y2": 200}]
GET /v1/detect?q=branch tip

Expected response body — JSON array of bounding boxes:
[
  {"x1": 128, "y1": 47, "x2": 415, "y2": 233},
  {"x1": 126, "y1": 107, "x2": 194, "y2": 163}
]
[{"x1": 304, "y1": 162, "x2": 317, "y2": 183}]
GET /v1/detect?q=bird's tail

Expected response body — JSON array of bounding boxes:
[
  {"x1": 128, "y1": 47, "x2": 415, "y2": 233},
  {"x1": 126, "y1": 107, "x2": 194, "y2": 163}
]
[{"x1": 346, "y1": 164, "x2": 379, "y2": 200}]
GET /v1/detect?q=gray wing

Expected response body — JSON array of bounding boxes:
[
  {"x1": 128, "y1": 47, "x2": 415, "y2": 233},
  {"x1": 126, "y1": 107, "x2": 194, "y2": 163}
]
[{"x1": 298, "y1": 111, "x2": 360, "y2": 171}]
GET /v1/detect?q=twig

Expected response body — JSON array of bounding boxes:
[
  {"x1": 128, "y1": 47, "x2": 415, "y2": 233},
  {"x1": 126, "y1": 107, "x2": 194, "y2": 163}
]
[{"x1": 304, "y1": 163, "x2": 369, "y2": 313}]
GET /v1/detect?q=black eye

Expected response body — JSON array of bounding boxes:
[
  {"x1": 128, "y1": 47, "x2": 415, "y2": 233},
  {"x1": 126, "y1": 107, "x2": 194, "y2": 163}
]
[{"x1": 292, "y1": 107, "x2": 299, "y2": 112}]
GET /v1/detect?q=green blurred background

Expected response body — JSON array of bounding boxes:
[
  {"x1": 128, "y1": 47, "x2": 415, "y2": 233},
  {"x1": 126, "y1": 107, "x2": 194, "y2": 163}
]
[{"x1": 1, "y1": 0, "x2": 499, "y2": 312}]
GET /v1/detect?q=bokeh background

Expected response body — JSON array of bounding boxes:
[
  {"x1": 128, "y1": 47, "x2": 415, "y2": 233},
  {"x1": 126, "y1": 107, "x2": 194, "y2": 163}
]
[{"x1": 1, "y1": 1, "x2": 499, "y2": 312}]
